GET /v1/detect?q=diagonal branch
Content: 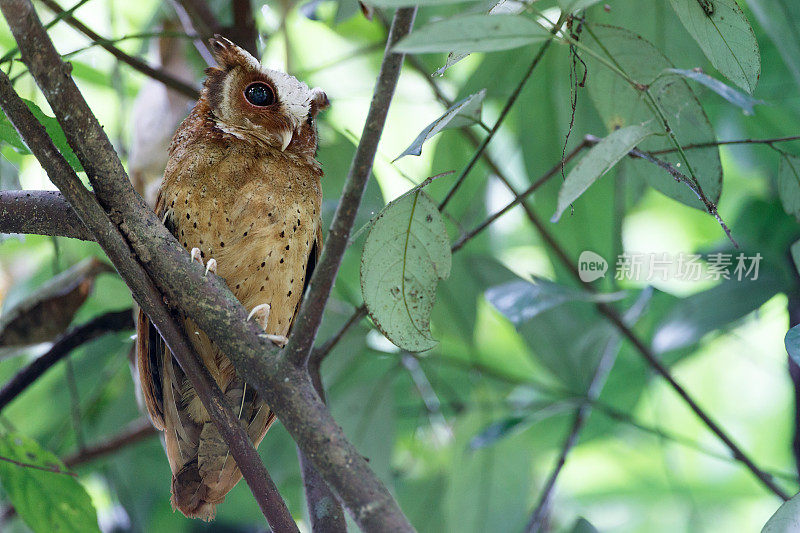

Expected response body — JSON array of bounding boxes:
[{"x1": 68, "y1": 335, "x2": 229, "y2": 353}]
[
  {"x1": 0, "y1": 62, "x2": 296, "y2": 531},
  {"x1": 64, "y1": 418, "x2": 157, "y2": 468},
  {"x1": 39, "y1": 0, "x2": 200, "y2": 99},
  {"x1": 2, "y1": 0, "x2": 414, "y2": 529},
  {"x1": 283, "y1": 7, "x2": 416, "y2": 368}
]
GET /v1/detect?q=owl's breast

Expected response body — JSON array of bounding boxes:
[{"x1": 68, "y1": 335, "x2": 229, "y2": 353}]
[{"x1": 160, "y1": 146, "x2": 321, "y2": 338}]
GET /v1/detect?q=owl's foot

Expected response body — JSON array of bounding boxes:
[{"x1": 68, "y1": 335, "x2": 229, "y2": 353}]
[
  {"x1": 204, "y1": 258, "x2": 217, "y2": 276},
  {"x1": 189, "y1": 248, "x2": 217, "y2": 277},
  {"x1": 190, "y1": 248, "x2": 203, "y2": 264},
  {"x1": 247, "y1": 304, "x2": 289, "y2": 347}
]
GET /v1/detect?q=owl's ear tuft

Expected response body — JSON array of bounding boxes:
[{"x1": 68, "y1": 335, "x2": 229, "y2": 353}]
[
  {"x1": 208, "y1": 34, "x2": 251, "y2": 70},
  {"x1": 310, "y1": 88, "x2": 329, "y2": 117}
]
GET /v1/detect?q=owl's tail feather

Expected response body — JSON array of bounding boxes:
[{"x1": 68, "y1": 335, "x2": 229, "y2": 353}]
[{"x1": 171, "y1": 459, "x2": 217, "y2": 520}]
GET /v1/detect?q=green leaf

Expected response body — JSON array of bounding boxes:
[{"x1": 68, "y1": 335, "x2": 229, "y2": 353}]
[
  {"x1": 786, "y1": 325, "x2": 800, "y2": 369},
  {"x1": 433, "y1": 0, "x2": 532, "y2": 75},
  {"x1": 652, "y1": 272, "x2": 781, "y2": 354},
  {"x1": 791, "y1": 239, "x2": 800, "y2": 276},
  {"x1": 778, "y1": 154, "x2": 800, "y2": 221},
  {"x1": 552, "y1": 122, "x2": 659, "y2": 221},
  {"x1": 664, "y1": 68, "x2": 764, "y2": 115},
  {"x1": 361, "y1": 190, "x2": 451, "y2": 352},
  {"x1": 0, "y1": 99, "x2": 83, "y2": 172},
  {"x1": 763, "y1": 492, "x2": 800, "y2": 532},
  {"x1": 394, "y1": 14, "x2": 551, "y2": 54},
  {"x1": 394, "y1": 90, "x2": 485, "y2": 161},
  {"x1": 668, "y1": 0, "x2": 760, "y2": 93},
  {"x1": 0, "y1": 433, "x2": 100, "y2": 533},
  {"x1": 585, "y1": 24, "x2": 722, "y2": 210},
  {"x1": 485, "y1": 277, "x2": 624, "y2": 325}
]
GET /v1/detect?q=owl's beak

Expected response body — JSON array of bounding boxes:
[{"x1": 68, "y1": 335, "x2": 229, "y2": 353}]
[{"x1": 279, "y1": 130, "x2": 293, "y2": 151}]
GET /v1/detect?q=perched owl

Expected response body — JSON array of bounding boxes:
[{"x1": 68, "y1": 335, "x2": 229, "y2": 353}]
[{"x1": 136, "y1": 35, "x2": 328, "y2": 520}]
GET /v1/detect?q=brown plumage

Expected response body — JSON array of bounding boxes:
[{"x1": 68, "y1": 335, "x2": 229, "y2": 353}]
[{"x1": 136, "y1": 35, "x2": 328, "y2": 520}]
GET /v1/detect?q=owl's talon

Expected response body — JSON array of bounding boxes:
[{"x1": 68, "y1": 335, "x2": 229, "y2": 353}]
[
  {"x1": 247, "y1": 303, "x2": 271, "y2": 330},
  {"x1": 264, "y1": 334, "x2": 289, "y2": 347},
  {"x1": 190, "y1": 248, "x2": 203, "y2": 265},
  {"x1": 204, "y1": 258, "x2": 217, "y2": 276}
]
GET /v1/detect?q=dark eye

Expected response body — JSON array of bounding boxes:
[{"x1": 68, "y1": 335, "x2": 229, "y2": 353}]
[{"x1": 244, "y1": 82, "x2": 275, "y2": 107}]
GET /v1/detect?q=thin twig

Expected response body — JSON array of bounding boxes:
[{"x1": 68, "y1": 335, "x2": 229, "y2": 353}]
[
  {"x1": 310, "y1": 305, "x2": 367, "y2": 367},
  {"x1": 650, "y1": 134, "x2": 800, "y2": 154},
  {"x1": 0, "y1": 454, "x2": 76, "y2": 476},
  {"x1": 39, "y1": 0, "x2": 200, "y2": 99},
  {"x1": 283, "y1": 7, "x2": 417, "y2": 371},
  {"x1": 438, "y1": 16, "x2": 565, "y2": 210},
  {"x1": 63, "y1": 418, "x2": 156, "y2": 468},
  {"x1": 0, "y1": 309, "x2": 133, "y2": 413}
]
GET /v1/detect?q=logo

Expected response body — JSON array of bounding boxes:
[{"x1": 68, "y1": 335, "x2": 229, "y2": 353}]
[{"x1": 578, "y1": 251, "x2": 608, "y2": 282}]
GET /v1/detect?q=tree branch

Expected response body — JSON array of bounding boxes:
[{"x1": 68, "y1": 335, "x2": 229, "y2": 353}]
[
  {"x1": 0, "y1": 189, "x2": 91, "y2": 240},
  {"x1": 2, "y1": 1, "x2": 414, "y2": 529},
  {"x1": 0, "y1": 55, "x2": 296, "y2": 531},
  {"x1": 0, "y1": 308, "x2": 133, "y2": 413},
  {"x1": 39, "y1": 0, "x2": 200, "y2": 99},
  {"x1": 283, "y1": 7, "x2": 417, "y2": 370},
  {"x1": 63, "y1": 418, "x2": 156, "y2": 468}
]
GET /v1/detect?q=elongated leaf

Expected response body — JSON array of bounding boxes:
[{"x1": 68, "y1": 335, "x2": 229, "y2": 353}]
[
  {"x1": 395, "y1": 14, "x2": 550, "y2": 54},
  {"x1": 486, "y1": 277, "x2": 624, "y2": 325},
  {"x1": 434, "y1": 0, "x2": 531, "y2": 75},
  {"x1": 585, "y1": 24, "x2": 723, "y2": 210},
  {"x1": 0, "y1": 257, "x2": 111, "y2": 347},
  {"x1": 552, "y1": 122, "x2": 659, "y2": 221},
  {"x1": 668, "y1": 0, "x2": 760, "y2": 93},
  {"x1": 0, "y1": 99, "x2": 83, "y2": 172},
  {"x1": 665, "y1": 68, "x2": 764, "y2": 115},
  {"x1": 394, "y1": 90, "x2": 485, "y2": 161},
  {"x1": 791, "y1": 239, "x2": 800, "y2": 276},
  {"x1": 778, "y1": 154, "x2": 800, "y2": 221},
  {"x1": 361, "y1": 190, "x2": 451, "y2": 352},
  {"x1": 0, "y1": 433, "x2": 100, "y2": 533},
  {"x1": 763, "y1": 492, "x2": 800, "y2": 532}
]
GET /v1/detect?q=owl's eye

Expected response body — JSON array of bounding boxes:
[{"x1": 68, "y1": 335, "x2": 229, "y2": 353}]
[{"x1": 244, "y1": 83, "x2": 275, "y2": 107}]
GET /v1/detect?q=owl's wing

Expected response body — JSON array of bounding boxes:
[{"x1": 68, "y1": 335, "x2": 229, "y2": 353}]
[
  {"x1": 288, "y1": 221, "x2": 322, "y2": 332},
  {"x1": 136, "y1": 193, "x2": 174, "y2": 430},
  {"x1": 136, "y1": 309, "x2": 165, "y2": 429}
]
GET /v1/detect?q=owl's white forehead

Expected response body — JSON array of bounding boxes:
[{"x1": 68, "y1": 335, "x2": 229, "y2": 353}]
[{"x1": 262, "y1": 67, "x2": 313, "y2": 119}]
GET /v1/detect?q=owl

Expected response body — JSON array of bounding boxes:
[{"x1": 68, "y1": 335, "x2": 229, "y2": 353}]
[{"x1": 136, "y1": 35, "x2": 328, "y2": 520}]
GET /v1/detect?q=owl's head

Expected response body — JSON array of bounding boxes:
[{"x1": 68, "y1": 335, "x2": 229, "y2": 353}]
[{"x1": 201, "y1": 36, "x2": 329, "y2": 158}]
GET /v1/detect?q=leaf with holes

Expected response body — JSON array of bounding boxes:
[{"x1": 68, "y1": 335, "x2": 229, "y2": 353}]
[
  {"x1": 552, "y1": 122, "x2": 660, "y2": 221},
  {"x1": 668, "y1": 0, "x2": 760, "y2": 93},
  {"x1": 779, "y1": 154, "x2": 800, "y2": 221},
  {"x1": 0, "y1": 433, "x2": 100, "y2": 533},
  {"x1": 394, "y1": 14, "x2": 551, "y2": 55},
  {"x1": 394, "y1": 90, "x2": 485, "y2": 161},
  {"x1": 360, "y1": 190, "x2": 450, "y2": 352}
]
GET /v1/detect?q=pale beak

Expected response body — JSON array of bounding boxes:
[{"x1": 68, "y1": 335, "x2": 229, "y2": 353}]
[{"x1": 279, "y1": 129, "x2": 293, "y2": 152}]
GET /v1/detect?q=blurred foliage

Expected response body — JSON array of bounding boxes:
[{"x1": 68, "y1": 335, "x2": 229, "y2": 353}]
[{"x1": 0, "y1": 0, "x2": 799, "y2": 532}]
